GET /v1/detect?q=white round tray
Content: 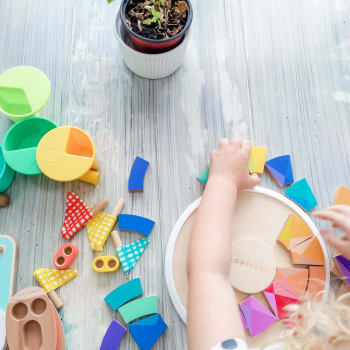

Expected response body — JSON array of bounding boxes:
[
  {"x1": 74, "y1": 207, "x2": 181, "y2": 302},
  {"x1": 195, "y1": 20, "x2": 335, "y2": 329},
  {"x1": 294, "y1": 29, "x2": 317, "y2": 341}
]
[{"x1": 164, "y1": 186, "x2": 330, "y2": 350}]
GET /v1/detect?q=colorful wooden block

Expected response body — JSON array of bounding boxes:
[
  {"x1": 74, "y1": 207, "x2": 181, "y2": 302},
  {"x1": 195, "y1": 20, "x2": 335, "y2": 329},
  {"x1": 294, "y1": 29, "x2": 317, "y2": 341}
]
[
  {"x1": 128, "y1": 313, "x2": 167, "y2": 350},
  {"x1": 333, "y1": 255, "x2": 350, "y2": 287},
  {"x1": 290, "y1": 236, "x2": 325, "y2": 266},
  {"x1": 240, "y1": 295, "x2": 277, "y2": 337},
  {"x1": 100, "y1": 320, "x2": 126, "y2": 350},
  {"x1": 104, "y1": 278, "x2": 143, "y2": 311},
  {"x1": 86, "y1": 211, "x2": 117, "y2": 251},
  {"x1": 33, "y1": 268, "x2": 77, "y2": 309},
  {"x1": 128, "y1": 156, "x2": 150, "y2": 192},
  {"x1": 249, "y1": 146, "x2": 268, "y2": 174},
  {"x1": 263, "y1": 281, "x2": 298, "y2": 320},
  {"x1": 53, "y1": 243, "x2": 78, "y2": 270},
  {"x1": 61, "y1": 192, "x2": 93, "y2": 240},
  {"x1": 92, "y1": 256, "x2": 120, "y2": 273},
  {"x1": 197, "y1": 168, "x2": 209, "y2": 184},
  {"x1": 278, "y1": 214, "x2": 314, "y2": 250},
  {"x1": 284, "y1": 178, "x2": 317, "y2": 211},
  {"x1": 265, "y1": 155, "x2": 294, "y2": 187},
  {"x1": 240, "y1": 311, "x2": 248, "y2": 330},
  {"x1": 119, "y1": 296, "x2": 158, "y2": 324},
  {"x1": 118, "y1": 214, "x2": 155, "y2": 236},
  {"x1": 334, "y1": 185, "x2": 350, "y2": 206},
  {"x1": 274, "y1": 267, "x2": 308, "y2": 298},
  {"x1": 305, "y1": 266, "x2": 326, "y2": 300},
  {"x1": 117, "y1": 238, "x2": 150, "y2": 274},
  {"x1": 6, "y1": 287, "x2": 58, "y2": 350}
]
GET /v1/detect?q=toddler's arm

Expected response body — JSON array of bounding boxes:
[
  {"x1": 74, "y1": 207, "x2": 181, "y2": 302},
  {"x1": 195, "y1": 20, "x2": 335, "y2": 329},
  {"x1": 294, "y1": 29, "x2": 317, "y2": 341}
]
[{"x1": 187, "y1": 137, "x2": 259, "y2": 350}]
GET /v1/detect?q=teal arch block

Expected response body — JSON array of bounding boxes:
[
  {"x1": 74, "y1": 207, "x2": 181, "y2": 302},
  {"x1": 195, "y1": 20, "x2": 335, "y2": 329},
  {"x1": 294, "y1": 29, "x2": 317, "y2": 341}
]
[{"x1": 119, "y1": 296, "x2": 158, "y2": 324}]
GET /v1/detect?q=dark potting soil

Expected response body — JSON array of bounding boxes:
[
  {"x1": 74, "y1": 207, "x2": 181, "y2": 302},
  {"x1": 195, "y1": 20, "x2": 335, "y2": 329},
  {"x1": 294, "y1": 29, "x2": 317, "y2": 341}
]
[{"x1": 125, "y1": 0, "x2": 188, "y2": 40}]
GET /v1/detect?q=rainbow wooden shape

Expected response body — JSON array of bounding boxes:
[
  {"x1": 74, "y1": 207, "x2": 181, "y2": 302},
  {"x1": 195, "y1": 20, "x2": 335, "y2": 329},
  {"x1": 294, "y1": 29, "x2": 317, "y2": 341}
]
[
  {"x1": 128, "y1": 156, "x2": 150, "y2": 192},
  {"x1": 240, "y1": 295, "x2": 277, "y2": 337},
  {"x1": 119, "y1": 296, "x2": 158, "y2": 324},
  {"x1": 117, "y1": 238, "x2": 150, "y2": 274},
  {"x1": 61, "y1": 192, "x2": 93, "y2": 240},
  {"x1": 274, "y1": 267, "x2": 308, "y2": 298},
  {"x1": 249, "y1": 146, "x2": 268, "y2": 174},
  {"x1": 92, "y1": 256, "x2": 120, "y2": 273},
  {"x1": 290, "y1": 236, "x2": 325, "y2": 266},
  {"x1": 6, "y1": 287, "x2": 60, "y2": 350},
  {"x1": 263, "y1": 281, "x2": 298, "y2": 320},
  {"x1": 104, "y1": 278, "x2": 143, "y2": 311},
  {"x1": 197, "y1": 168, "x2": 209, "y2": 184},
  {"x1": 284, "y1": 178, "x2": 317, "y2": 211},
  {"x1": 333, "y1": 255, "x2": 350, "y2": 287},
  {"x1": 334, "y1": 185, "x2": 350, "y2": 206},
  {"x1": 53, "y1": 243, "x2": 78, "y2": 270},
  {"x1": 278, "y1": 214, "x2": 314, "y2": 250},
  {"x1": 265, "y1": 155, "x2": 294, "y2": 187},
  {"x1": 100, "y1": 320, "x2": 126, "y2": 350},
  {"x1": 118, "y1": 214, "x2": 155, "y2": 236},
  {"x1": 129, "y1": 313, "x2": 167, "y2": 350},
  {"x1": 305, "y1": 266, "x2": 326, "y2": 300},
  {"x1": 86, "y1": 211, "x2": 117, "y2": 251}
]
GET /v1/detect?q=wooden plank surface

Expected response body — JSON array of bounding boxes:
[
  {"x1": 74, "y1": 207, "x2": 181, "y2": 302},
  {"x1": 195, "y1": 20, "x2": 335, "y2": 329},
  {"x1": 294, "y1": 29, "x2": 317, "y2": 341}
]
[{"x1": 0, "y1": 0, "x2": 350, "y2": 348}]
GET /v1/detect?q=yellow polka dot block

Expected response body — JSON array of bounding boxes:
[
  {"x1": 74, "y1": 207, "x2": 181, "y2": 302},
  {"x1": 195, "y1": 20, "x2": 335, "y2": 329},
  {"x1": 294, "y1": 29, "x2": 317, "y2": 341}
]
[
  {"x1": 33, "y1": 268, "x2": 77, "y2": 292},
  {"x1": 249, "y1": 146, "x2": 268, "y2": 174},
  {"x1": 86, "y1": 208, "x2": 117, "y2": 252}
]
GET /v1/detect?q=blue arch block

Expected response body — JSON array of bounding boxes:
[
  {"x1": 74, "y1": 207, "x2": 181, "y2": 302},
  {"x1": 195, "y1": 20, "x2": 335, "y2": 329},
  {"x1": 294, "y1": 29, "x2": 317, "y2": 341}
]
[
  {"x1": 118, "y1": 214, "x2": 155, "y2": 236},
  {"x1": 128, "y1": 157, "x2": 150, "y2": 191}
]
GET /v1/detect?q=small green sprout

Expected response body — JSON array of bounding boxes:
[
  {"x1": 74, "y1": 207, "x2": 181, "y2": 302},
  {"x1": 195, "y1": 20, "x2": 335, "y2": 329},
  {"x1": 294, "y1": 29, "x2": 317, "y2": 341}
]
[{"x1": 144, "y1": 6, "x2": 163, "y2": 29}]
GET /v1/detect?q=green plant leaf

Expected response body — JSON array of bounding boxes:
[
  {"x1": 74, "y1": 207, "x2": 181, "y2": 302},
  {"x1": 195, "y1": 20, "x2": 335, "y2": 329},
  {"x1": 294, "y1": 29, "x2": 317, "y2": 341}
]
[
  {"x1": 107, "y1": 0, "x2": 114, "y2": 3},
  {"x1": 160, "y1": 0, "x2": 165, "y2": 5}
]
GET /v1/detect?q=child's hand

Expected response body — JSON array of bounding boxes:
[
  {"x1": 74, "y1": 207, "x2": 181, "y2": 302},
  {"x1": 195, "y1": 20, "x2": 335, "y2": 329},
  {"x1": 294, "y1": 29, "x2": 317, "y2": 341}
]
[
  {"x1": 209, "y1": 136, "x2": 260, "y2": 191},
  {"x1": 313, "y1": 206, "x2": 350, "y2": 259}
]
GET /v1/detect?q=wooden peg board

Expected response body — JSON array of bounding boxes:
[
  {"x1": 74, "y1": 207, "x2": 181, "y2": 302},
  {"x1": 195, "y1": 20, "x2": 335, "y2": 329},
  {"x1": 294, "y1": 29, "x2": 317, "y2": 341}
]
[{"x1": 164, "y1": 187, "x2": 330, "y2": 350}]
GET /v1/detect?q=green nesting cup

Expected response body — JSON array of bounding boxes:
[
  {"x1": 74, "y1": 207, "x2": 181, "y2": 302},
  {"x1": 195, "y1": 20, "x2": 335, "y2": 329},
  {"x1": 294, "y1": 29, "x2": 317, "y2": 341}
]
[
  {"x1": 0, "y1": 66, "x2": 51, "y2": 122},
  {"x1": 3, "y1": 117, "x2": 57, "y2": 175},
  {"x1": 0, "y1": 144, "x2": 15, "y2": 192}
]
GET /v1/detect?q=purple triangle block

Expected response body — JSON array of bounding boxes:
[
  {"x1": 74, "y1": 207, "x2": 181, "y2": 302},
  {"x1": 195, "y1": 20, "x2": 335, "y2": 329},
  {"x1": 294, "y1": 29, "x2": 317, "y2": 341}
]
[
  {"x1": 335, "y1": 255, "x2": 350, "y2": 286},
  {"x1": 240, "y1": 311, "x2": 248, "y2": 330},
  {"x1": 240, "y1": 296, "x2": 277, "y2": 337},
  {"x1": 263, "y1": 291, "x2": 278, "y2": 316},
  {"x1": 266, "y1": 166, "x2": 286, "y2": 185}
]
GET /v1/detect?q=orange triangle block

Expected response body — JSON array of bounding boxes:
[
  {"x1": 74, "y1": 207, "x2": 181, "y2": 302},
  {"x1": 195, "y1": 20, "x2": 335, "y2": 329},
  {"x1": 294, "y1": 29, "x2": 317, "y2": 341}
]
[
  {"x1": 334, "y1": 185, "x2": 350, "y2": 206},
  {"x1": 305, "y1": 266, "x2": 326, "y2": 300},
  {"x1": 278, "y1": 214, "x2": 314, "y2": 250},
  {"x1": 275, "y1": 267, "x2": 308, "y2": 298},
  {"x1": 290, "y1": 236, "x2": 325, "y2": 266}
]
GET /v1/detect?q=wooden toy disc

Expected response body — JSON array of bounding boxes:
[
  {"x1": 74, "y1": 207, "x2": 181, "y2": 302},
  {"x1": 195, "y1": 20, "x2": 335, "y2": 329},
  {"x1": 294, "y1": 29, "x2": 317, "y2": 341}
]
[{"x1": 230, "y1": 238, "x2": 276, "y2": 293}]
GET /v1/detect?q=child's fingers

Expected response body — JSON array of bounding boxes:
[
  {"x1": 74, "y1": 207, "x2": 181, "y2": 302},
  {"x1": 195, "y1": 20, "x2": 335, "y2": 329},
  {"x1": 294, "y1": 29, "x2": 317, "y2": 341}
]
[
  {"x1": 313, "y1": 210, "x2": 350, "y2": 234},
  {"x1": 320, "y1": 229, "x2": 350, "y2": 258},
  {"x1": 324, "y1": 205, "x2": 350, "y2": 216},
  {"x1": 231, "y1": 135, "x2": 242, "y2": 148},
  {"x1": 242, "y1": 139, "x2": 252, "y2": 156},
  {"x1": 219, "y1": 138, "x2": 229, "y2": 148}
]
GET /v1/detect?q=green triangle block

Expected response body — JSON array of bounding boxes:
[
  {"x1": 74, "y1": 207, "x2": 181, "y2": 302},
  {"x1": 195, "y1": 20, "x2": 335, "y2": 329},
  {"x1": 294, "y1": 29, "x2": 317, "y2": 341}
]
[{"x1": 197, "y1": 168, "x2": 209, "y2": 184}]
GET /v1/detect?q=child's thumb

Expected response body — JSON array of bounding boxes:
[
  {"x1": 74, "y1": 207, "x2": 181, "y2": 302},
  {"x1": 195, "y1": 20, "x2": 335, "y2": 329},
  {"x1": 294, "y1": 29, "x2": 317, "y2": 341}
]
[{"x1": 248, "y1": 173, "x2": 260, "y2": 187}]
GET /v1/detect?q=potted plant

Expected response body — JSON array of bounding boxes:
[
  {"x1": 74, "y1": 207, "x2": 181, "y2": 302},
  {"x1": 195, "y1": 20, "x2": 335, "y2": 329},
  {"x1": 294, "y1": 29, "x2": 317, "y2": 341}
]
[{"x1": 112, "y1": 0, "x2": 193, "y2": 79}]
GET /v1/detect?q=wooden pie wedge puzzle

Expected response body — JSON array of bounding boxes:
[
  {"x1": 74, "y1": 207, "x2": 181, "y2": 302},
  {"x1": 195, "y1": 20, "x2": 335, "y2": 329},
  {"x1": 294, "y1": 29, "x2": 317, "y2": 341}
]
[
  {"x1": 61, "y1": 192, "x2": 93, "y2": 240},
  {"x1": 278, "y1": 214, "x2": 314, "y2": 250},
  {"x1": 290, "y1": 236, "x2": 325, "y2": 266},
  {"x1": 274, "y1": 267, "x2": 308, "y2": 298},
  {"x1": 334, "y1": 185, "x2": 350, "y2": 206}
]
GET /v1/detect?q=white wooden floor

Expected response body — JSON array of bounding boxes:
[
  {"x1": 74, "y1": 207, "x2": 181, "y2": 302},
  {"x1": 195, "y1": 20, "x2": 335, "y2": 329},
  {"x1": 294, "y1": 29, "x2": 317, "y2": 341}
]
[{"x1": 1, "y1": 0, "x2": 350, "y2": 349}]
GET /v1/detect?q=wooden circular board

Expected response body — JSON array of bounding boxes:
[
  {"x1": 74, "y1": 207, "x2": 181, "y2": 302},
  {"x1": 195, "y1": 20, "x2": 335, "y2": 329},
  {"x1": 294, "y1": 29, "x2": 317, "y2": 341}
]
[{"x1": 164, "y1": 187, "x2": 331, "y2": 350}]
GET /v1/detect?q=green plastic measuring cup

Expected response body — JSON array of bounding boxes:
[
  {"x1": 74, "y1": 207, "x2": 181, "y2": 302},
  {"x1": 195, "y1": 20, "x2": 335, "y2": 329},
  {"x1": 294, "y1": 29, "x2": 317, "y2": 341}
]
[
  {"x1": 0, "y1": 144, "x2": 15, "y2": 192},
  {"x1": 2, "y1": 117, "x2": 57, "y2": 175},
  {"x1": 0, "y1": 66, "x2": 51, "y2": 122}
]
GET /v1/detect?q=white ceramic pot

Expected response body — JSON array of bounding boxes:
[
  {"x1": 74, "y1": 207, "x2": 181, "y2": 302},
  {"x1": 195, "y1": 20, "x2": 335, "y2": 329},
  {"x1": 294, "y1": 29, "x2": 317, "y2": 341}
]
[{"x1": 114, "y1": 9, "x2": 191, "y2": 79}]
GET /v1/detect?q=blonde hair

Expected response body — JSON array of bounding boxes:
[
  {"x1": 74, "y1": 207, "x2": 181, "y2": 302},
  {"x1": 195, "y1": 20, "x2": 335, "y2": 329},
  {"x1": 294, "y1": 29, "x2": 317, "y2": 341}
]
[{"x1": 263, "y1": 284, "x2": 350, "y2": 350}]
